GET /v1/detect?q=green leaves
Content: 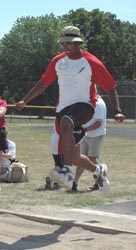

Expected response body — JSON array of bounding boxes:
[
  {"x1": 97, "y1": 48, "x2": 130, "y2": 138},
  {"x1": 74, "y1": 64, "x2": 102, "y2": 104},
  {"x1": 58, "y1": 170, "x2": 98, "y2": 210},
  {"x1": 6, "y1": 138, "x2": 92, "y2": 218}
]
[{"x1": 0, "y1": 15, "x2": 62, "y2": 104}]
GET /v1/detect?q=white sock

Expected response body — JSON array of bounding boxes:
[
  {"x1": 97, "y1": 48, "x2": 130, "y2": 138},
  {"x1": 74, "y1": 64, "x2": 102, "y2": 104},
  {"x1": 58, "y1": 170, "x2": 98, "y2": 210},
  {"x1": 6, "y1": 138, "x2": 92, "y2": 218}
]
[{"x1": 93, "y1": 165, "x2": 100, "y2": 176}]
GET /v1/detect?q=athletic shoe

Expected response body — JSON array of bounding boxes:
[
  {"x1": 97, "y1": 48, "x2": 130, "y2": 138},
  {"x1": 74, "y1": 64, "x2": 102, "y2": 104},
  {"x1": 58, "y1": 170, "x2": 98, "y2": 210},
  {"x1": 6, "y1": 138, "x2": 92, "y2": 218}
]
[
  {"x1": 45, "y1": 176, "x2": 52, "y2": 189},
  {"x1": 49, "y1": 166, "x2": 73, "y2": 190},
  {"x1": 71, "y1": 181, "x2": 78, "y2": 192},
  {"x1": 97, "y1": 164, "x2": 110, "y2": 196},
  {"x1": 87, "y1": 183, "x2": 99, "y2": 192},
  {"x1": 45, "y1": 176, "x2": 60, "y2": 190}
]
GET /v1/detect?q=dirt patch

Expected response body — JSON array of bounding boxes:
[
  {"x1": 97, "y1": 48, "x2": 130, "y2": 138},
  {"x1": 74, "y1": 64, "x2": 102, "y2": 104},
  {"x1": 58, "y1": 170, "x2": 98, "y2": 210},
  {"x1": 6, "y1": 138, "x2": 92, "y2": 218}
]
[{"x1": 0, "y1": 213, "x2": 136, "y2": 250}]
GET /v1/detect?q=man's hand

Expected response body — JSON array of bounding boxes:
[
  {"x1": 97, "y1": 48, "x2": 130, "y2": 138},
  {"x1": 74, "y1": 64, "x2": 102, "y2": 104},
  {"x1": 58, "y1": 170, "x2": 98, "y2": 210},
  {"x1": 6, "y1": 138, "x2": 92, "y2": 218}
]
[
  {"x1": 15, "y1": 100, "x2": 26, "y2": 111},
  {"x1": 114, "y1": 113, "x2": 125, "y2": 122}
]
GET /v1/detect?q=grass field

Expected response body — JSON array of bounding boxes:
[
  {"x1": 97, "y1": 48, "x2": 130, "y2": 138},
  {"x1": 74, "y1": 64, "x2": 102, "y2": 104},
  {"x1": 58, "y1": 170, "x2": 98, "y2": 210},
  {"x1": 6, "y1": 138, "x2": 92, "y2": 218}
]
[{"x1": 0, "y1": 118, "x2": 136, "y2": 211}]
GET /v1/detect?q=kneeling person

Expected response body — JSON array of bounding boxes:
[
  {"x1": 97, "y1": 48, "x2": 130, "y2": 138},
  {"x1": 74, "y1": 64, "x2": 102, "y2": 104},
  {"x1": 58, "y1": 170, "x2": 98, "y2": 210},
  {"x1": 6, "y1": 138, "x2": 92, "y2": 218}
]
[{"x1": 0, "y1": 139, "x2": 27, "y2": 183}]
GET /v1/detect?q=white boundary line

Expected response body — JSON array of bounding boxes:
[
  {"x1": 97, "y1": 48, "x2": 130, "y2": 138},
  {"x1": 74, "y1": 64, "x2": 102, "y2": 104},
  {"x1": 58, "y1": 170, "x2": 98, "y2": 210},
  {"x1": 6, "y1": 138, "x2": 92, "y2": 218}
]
[{"x1": 70, "y1": 208, "x2": 136, "y2": 220}]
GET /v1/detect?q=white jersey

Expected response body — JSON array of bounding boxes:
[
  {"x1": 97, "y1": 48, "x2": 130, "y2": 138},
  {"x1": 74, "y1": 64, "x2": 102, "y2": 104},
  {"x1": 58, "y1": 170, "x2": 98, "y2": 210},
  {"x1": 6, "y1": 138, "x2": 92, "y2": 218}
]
[
  {"x1": 40, "y1": 51, "x2": 116, "y2": 112},
  {"x1": 84, "y1": 97, "x2": 107, "y2": 137},
  {"x1": 55, "y1": 56, "x2": 93, "y2": 111}
]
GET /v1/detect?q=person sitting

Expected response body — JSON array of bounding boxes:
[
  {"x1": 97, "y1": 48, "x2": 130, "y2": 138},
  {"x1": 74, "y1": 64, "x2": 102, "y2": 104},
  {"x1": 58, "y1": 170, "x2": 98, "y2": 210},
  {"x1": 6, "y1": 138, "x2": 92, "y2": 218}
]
[
  {"x1": 0, "y1": 139, "x2": 16, "y2": 176},
  {"x1": 0, "y1": 139, "x2": 27, "y2": 183}
]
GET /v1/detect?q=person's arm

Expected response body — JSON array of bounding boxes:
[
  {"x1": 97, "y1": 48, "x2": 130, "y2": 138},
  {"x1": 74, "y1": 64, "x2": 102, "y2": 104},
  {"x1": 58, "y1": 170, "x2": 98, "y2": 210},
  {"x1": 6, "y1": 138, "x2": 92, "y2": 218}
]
[
  {"x1": 0, "y1": 152, "x2": 12, "y2": 159},
  {"x1": 85, "y1": 120, "x2": 102, "y2": 132},
  {"x1": 90, "y1": 57, "x2": 125, "y2": 122},
  {"x1": 15, "y1": 81, "x2": 47, "y2": 111},
  {"x1": 0, "y1": 106, "x2": 6, "y2": 117},
  {"x1": 108, "y1": 88, "x2": 125, "y2": 122}
]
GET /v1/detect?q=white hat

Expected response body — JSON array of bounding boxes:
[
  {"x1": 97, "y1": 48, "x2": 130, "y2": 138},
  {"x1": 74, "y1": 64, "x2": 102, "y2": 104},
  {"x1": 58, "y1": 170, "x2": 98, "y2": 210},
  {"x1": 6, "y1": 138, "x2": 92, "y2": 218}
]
[{"x1": 59, "y1": 26, "x2": 83, "y2": 43}]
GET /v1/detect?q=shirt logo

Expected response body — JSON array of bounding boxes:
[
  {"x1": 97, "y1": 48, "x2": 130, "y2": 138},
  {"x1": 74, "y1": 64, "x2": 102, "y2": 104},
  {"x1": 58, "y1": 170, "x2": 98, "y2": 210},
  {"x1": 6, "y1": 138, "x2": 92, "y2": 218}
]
[
  {"x1": 78, "y1": 67, "x2": 85, "y2": 74},
  {"x1": 59, "y1": 63, "x2": 68, "y2": 70}
]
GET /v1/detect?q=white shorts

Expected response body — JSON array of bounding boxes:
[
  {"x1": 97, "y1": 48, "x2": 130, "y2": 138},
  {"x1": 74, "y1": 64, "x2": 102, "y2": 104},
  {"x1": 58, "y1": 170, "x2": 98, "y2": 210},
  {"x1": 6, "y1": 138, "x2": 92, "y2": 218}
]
[{"x1": 81, "y1": 135, "x2": 105, "y2": 158}]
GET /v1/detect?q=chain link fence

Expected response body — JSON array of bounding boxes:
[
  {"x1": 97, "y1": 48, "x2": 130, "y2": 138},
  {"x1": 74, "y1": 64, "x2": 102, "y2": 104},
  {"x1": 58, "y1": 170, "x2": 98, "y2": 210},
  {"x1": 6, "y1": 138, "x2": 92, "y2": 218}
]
[
  {"x1": 101, "y1": 81, "x2": 136, "y2": 122},
  {"x1": 6, "y1": 81, "x2": 136, "y2": 123}
]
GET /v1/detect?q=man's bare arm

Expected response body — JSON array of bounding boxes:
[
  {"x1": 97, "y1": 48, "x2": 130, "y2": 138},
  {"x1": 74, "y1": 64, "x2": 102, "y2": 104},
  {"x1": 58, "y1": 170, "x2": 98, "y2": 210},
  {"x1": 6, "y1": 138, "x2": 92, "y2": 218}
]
[
  {"x1": 108, "y1": 88, "x2": 125, "y2": 122},
  {"x1": 15, "y1": 81, "x2": 47, "y2": 111}
]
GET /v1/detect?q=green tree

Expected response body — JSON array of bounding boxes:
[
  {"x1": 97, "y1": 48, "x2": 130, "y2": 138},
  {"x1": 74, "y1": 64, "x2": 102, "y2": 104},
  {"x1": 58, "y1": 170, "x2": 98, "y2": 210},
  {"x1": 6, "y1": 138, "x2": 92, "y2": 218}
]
[{"x1": 0, "y1": 14, "x2": 62, "y2": 105}]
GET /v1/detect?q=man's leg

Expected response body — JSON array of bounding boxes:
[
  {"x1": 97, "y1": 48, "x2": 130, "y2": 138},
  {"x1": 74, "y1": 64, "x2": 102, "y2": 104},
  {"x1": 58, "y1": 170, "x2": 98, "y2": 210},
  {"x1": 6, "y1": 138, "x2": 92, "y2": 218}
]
[
  {"x1": 50, "y1": 140, "x2": 110, "y2": 195},
  {"x1": 72, "y1": 166, "x2": 84, "y2": 191},
  {"x1": 86, "y1": 136, "x2": 105, "y2": 191},
  {"x1": 57, "y1": 115, "x2": 98, "y2": 190},
  {"x1": 73, "y1": 136, "x2": 105, "y2": 191},
  {"x1": 45, "y1": 154, "x2": 63, "y2": 190},
  {"x1": 49, "y1": 118, "x2": 84, "y2": 190},
  {"x1": 60, "y1": 116, "x2": 75, "y2": 166},
  {"x1": 58, "y1": 103, "x2": 94, "y2": 167},
  {"x1": 50, "y1": 147, "x2": 110, "y2": 195},
  {"x1": 47, "y1": 126, "x2": 64, "y2": 190},
  {"x1": 72, "y1": 145, "x2": 109, "y2": 196},
  {"x1": 49, "y1": 117, "x2": 74, "y2": 189},
  {"x1": 73, "y1": 144, "x2": 96, "y2": 172},
  {"x1": 50, "y1": 104, "x2": 110, "y2": 195},
  {"x1": 72, "y1": 155, "x2": 98, "y2": 191}
]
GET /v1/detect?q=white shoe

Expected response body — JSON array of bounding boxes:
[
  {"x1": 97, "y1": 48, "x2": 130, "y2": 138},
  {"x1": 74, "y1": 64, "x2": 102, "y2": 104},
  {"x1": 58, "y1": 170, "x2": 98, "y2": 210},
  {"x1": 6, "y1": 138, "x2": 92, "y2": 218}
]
[
  {"x1": 49, "y1": 166, "x2": 73, "y2": 190},
  {"x1": 97, "y1": 164, "x2": 110, "y2": 196}
]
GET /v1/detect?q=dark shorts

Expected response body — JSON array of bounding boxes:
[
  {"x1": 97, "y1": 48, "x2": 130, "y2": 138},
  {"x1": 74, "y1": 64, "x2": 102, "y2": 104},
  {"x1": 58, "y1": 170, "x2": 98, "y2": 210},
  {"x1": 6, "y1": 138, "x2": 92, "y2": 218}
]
[
  {"x1": 73, "y1": 125, "x2": 86, "y2": 145},
  {"x1": 0, "y1": 128, "x2": 8, "y2": 151},
  {"x1": 56, "y1": 102, "x2": 94, "y2": 127},
  {"x1": 56, "y1": 102, "x2": 95, "y2": 145}
]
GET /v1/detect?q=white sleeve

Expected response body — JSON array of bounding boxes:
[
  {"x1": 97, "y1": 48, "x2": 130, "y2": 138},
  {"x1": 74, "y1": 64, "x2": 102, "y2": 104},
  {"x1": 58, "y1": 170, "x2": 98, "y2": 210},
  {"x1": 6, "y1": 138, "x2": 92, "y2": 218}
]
[{"x1": 50, "y1": 127, "x2": 60, "y2": 155}]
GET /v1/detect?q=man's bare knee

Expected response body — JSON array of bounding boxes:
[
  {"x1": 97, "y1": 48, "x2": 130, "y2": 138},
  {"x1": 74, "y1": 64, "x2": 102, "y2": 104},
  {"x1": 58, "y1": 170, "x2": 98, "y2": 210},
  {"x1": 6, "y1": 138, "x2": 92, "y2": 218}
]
[{"x1": 60, "y1": 116, "x2": 74, "y2": 132}]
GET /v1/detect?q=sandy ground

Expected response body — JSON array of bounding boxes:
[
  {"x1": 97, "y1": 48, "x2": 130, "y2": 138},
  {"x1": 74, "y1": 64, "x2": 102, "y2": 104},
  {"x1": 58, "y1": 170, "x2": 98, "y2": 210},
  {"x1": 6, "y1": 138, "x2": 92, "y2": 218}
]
[{"x1": 0, "y1": 210, "x2": 136, "y2": 250}]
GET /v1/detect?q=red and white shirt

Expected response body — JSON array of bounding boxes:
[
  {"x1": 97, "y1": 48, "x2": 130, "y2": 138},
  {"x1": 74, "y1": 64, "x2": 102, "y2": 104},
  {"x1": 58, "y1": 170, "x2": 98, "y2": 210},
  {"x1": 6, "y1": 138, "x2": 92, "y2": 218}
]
[
  {"x1": 0, "y1": 99, "x2": 7, "y2": 128},
  {"x1": 40, "y1": 51, "x2": 116, "y2": 112}
]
